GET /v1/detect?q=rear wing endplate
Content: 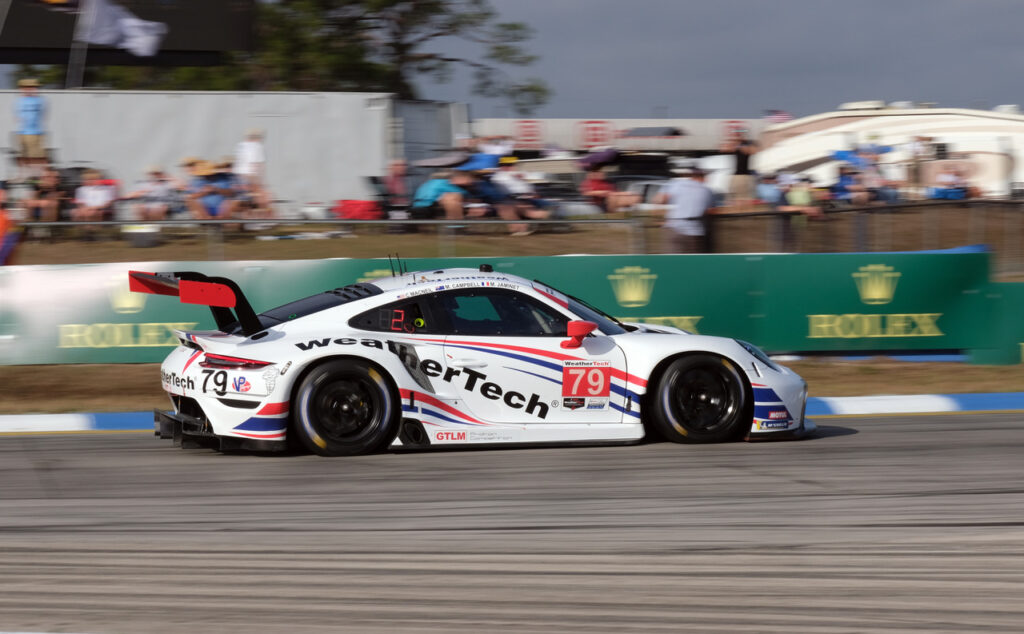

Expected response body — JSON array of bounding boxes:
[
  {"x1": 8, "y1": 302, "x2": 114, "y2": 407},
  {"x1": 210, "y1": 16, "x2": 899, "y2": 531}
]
[{"x1": 128, "y1": 270, "x2": 263, "y2": 336}]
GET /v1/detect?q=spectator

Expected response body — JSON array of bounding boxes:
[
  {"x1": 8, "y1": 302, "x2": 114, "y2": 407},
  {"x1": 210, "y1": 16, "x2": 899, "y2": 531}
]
[
  {"x1": 465, "y1": 167, "x2": 544, "y2": 236},
  {"x1": 477, "y1": 135, "x2": 515, "y2": 158},
  {"x1": 234, "y1": 128, "x2": 266, "y2": 187},
  {"x1": 720, "y1": 127, "x2": 758, "y2": 208},
  {"x1": 23, "y1": 166, "x2": 63, "y2": 225},
  {"x1": 410, "y1": 170, "x2": 472, "y2": 221},
  {"x1": 756, "y1": 174, "x2": 784, "y2": 207},
  {"x1": 0, "y1": 183, "x2": 21, "y2": 265},
  {"x1": 491, "y1": 157, "x2": 550, "y2": 214},
  {"x1": 780, "y1": 177, "x2": 823, "y2": 217},
  {"x1": 124, "y1": 166, "x2": 177, "y2": 221},
  {"x1": 70, "y1": 170, "x2": 117, "y2": 239},
  {"x1": 186, "y1": 161, "x2": 238, "y2": 220},
  {"x1": 579, "y1": 168, "x2": 638, "y2": 214},
  {"x1": 223, "y1": 157, "x2": 271, "y2": 220},
  {"x1": 14, "y1": 78, "x2": 46, "y2": 180},
  {"x1": 653, "y1": 167, "x2": 716, "y2": 253},
  {"x1": 931, "y1": 164, "x2": 969, "y2": 200},
  {"x1": 907, "y1": 135, "x2": 934, "y2": 198},
  {"x1": 71, "y1": 170, "x2": 117, "y2": 222},
  {"x1": 860, "y1": 163, "x2": 900, "y2": 204},
  {"x1": 409, "y1": 169, "x2": 536, "y2": 235},
  {"x1": 384, "y1": 159, "x2": 410, "y2": 207},
  {"x1": 775, "y1": 176, "x2": 824, "y2": 252},
  {"x1": 832, "y1": 166, "x2": 870, "y2": 205}
]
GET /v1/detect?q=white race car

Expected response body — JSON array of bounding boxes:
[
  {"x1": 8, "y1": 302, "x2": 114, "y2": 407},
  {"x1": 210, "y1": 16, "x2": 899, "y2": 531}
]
[{"x1": 129, "y1": 265, "x2": 812, "y2": 456}]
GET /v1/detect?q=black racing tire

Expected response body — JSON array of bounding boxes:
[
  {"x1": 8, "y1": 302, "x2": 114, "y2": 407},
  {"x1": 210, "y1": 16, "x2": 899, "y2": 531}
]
[
  {"x1": 648, "y1": 354, "x2": 749, "y2": 444},
  {"x1": 292, "y1": 359, "x2": 399, "y2": 456}
]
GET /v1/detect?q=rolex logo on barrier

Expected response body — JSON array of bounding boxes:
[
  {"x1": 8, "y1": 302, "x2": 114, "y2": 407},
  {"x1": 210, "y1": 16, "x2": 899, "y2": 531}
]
[
  {"x1": 357, "y1": 269, "x2": 395, "y2": 283},
  {"x1": 109, "y1": 275, "x2": 146, "y2": 314},
  {"x1": 807, "y1": 263, "x2": 942, "y2": 339},
  {"x1": 607, "y1": 266, "x2": 657, "y2": 308},
  {"x1": 853, "y1": 264, "x2": 900, "y2": 305}
]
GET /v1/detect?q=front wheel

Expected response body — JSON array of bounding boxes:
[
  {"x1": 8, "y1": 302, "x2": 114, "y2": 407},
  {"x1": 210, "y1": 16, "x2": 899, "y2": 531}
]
[
  {"x1": 292, "y1": 359, "x2": 399, "y2": 456},
  {"x1": 648, "y1": 354, "x2": 749, "y2": 443}
]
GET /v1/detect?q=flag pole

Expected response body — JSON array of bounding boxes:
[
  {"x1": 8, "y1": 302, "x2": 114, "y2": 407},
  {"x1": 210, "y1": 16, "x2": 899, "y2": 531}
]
[{"x1": 66, "y1": 0, "x2": 98, "y2": 89}]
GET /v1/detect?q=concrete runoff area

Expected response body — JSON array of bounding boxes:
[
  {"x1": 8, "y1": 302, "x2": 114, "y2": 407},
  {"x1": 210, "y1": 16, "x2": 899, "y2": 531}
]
[{"x1": 1, "y1": 414, "x2": 1023, "y2": 632}]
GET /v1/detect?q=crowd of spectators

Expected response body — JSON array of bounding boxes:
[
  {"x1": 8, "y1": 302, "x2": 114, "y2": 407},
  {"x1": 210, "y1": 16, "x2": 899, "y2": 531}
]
[
  {"x1": 406, "y1": 136, "x2": 551, "y2": 236},
  {"x1": 2, "y1": 89, "x2": 274, "y2": 248},
  {"x1": 0, "y1": 78, "x2": 995, "y2": 262}
]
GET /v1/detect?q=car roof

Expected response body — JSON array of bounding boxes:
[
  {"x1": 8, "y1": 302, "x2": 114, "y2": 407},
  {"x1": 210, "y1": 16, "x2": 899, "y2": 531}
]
[{"x1": 367, "y1": 267, "x2": 534, "y2": 294}]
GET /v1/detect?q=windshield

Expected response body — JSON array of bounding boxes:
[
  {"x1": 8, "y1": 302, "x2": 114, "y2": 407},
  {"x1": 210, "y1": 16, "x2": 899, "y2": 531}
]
[
  {"x1": 565, "y1": 297, "x2": 627, "y2": 335},
  {"x1": 534, "y1": 278, "x2": 628, "y2": 335}
]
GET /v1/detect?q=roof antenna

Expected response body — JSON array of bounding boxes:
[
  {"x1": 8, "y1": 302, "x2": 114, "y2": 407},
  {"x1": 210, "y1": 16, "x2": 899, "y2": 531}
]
[
  {"x1": 398, "y1": 254, "x2": 407, "y2": 274},
  {"x1": 387, "y1": 254, "x2": 396, "y2": 277}
]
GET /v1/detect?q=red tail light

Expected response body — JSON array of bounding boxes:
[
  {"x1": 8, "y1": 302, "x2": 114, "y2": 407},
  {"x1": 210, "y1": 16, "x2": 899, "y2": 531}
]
[{"x1": 199, "y1": 353, "x2": 271, "y2": 370}]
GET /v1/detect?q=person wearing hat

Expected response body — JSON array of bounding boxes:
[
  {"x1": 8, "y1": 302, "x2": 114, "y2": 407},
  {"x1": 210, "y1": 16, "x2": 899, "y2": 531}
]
[
  {"x1": 15, "y1": 78, "x2": 46, "y2": 179},
  {"x1": 653, "y1": 166, "x2": 716, "y2": 253},
  {"x1": 124, "y1": 165, "x2": 178, "y2": 221},
  {"x1": 186, "y1": 160, "x2": 238, "y2": 220}
]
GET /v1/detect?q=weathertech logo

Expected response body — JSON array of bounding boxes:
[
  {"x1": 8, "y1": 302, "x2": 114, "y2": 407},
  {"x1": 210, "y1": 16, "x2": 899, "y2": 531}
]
[
  {"x1": 608, "y1": 266, "x2": 656, "y2": 308},
  {"x1": 853, "y1": 264, "x2": 900, "y2": 305}
]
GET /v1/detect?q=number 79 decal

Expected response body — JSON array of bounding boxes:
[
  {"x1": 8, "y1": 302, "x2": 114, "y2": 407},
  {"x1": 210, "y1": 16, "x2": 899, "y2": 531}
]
[{"x1": 562, "y1": 361, "x2": 611, "y2": 397}]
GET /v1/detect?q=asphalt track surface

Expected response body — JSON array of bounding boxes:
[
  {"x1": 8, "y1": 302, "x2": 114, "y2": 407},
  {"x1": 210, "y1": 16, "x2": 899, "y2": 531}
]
[{"x1": 1, "y1": 414, "x2": 1023, "y2": 633}]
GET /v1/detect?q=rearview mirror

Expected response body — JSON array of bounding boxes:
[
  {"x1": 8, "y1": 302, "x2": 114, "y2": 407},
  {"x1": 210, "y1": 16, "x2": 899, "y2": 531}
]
[{"x1": 561, "y1": 320, "x2": 598, "y2": 349}]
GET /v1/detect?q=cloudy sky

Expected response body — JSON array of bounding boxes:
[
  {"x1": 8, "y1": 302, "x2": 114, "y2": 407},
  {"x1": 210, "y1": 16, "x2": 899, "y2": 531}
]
[{"x1": 417, "y1": 0, "x2": 1024, "y2": 119}]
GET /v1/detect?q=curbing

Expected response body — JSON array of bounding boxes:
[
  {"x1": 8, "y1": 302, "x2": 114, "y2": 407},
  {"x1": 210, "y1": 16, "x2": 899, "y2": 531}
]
[{"x1": 2, "y1": 393, "x2": 1024, "y2": 434}]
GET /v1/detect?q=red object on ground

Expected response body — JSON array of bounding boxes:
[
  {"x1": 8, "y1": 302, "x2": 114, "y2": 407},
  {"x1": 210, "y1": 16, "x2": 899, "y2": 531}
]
[{"x1": 332, "y1": 200, "x2": 383, "y2": 220}]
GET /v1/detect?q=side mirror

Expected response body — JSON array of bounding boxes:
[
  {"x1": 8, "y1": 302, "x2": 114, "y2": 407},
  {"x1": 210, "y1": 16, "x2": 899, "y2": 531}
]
[{"x1": 561, "y1": 320, "x2": 598, "y2": 349}]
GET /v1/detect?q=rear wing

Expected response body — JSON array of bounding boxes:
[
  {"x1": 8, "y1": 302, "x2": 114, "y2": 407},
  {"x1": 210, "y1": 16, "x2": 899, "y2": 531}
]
[{"x1": 128, "y1": 270, "x2": 263, "y2": 336}]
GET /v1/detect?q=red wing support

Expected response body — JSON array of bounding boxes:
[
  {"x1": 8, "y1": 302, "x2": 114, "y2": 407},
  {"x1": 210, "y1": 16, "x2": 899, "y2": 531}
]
[{"x1": 128, "y1": 270, "x2": 263, "y2": 336}]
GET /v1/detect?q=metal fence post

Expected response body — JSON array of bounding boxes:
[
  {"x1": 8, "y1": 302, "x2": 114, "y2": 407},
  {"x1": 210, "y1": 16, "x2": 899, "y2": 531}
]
[
  {"x1": 206, "y1": 225, "x2": 224, "y2": 260},
  {"x1": 629, "y1": 215, "x2": 647, "y2": 254},
  {"x1": 967, "y1": 201, "x2": 982, "y2": 246},
  {"x1": 438, "y1": 223, "x2": 456, "y2": 257}
]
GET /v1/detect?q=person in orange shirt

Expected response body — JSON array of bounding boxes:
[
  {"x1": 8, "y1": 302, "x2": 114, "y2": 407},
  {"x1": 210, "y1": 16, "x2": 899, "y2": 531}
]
[{"x1": 0, "y1": 183, "x2": 23, "y2": 265}]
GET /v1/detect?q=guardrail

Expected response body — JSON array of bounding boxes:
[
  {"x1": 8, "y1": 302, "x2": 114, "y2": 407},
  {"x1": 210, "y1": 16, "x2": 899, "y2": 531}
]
[
  {"x1": 710, "y1": 199, "x2": 1024, "y2": 275},
  {"x1": 12, "y1": 216, "x2": 649, "y2": 261},
  {"x1": 11, "y1": 199, "x2": 1024, "y2": 275}
]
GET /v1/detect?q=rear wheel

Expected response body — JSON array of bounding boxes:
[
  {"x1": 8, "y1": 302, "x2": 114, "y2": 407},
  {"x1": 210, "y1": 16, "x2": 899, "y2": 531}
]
[
  {"x1": 648, "y1": 354, "x2": 749, "y2": 443},
  {"x1": 292, "y1": 359, "x2": 399, "y2": 456}
]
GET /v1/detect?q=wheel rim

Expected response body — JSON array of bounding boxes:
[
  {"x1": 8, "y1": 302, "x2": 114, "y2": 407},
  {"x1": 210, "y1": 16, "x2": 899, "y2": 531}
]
[
  {"x1": 310, "y1": 376, "x2": 383, "y2": 444},
  {"x1": 668, "y1": 364, "x2": 739, "y2": 432}
]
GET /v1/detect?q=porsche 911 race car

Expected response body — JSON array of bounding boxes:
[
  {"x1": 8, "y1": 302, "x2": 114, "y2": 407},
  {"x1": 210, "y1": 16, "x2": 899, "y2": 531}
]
[{"x1": 129, "y1": 265, "x2": 812, "y2": 456}]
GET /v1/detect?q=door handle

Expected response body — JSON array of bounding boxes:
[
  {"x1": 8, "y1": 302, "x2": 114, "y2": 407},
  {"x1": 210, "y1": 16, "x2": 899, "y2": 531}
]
[{"x1": 450, "y1": 359, "x2": 488, "y2": 369}]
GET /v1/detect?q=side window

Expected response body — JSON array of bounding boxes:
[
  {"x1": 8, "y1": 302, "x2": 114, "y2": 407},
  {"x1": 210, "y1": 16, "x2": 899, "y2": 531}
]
[
  {"x1": 436, "y1": 289, "x2": 568, "y2": 336},
  {"x1": 349, "y1": 298, "x2": 439, "y2": 334}
]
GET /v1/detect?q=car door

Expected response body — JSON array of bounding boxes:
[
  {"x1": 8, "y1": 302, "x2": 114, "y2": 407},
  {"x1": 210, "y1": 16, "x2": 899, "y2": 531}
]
[
  {"x1": 433, "y1": 288, "x2": 627, "y2": 425},
  {"x1": 347, "y1": 294, "x2": 458, "y2": 407}
]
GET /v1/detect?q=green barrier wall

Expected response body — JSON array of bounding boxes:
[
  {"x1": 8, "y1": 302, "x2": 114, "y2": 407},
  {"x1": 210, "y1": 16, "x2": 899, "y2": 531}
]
[{"x1": 0, "y1": 251, "x2": 1013, "y2": 365}]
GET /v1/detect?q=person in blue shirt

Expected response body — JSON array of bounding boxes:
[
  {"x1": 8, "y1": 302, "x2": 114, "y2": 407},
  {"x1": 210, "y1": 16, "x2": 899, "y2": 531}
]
[
  {"x1": 15, "y1": 78, "x2": 46, "y2": 179},
  {"x1": 186, "y1": 161, "x2": 238, "y2": 219},
  {"x1": 410, "y1": 170, "x2": 471, "y2": 220}
]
